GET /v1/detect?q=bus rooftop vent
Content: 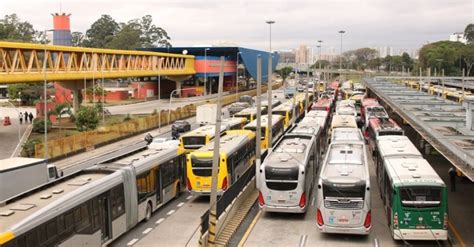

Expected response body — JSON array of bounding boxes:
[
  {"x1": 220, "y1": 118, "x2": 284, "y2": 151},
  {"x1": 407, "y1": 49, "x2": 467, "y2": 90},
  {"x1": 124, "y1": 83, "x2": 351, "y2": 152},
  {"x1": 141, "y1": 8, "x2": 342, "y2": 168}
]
[
  {"x1": 40, "y1": 194, "x2": 52, "y2": 200},
  {"x1": 0, "y1": 210, "x2": 14, "y2": 216},
  {"x1": 412, "y1": 174, "x2": 421, "y2": 178},
  {"x1": 11, "y1": 203, "x2": 36, "y2": 211}
]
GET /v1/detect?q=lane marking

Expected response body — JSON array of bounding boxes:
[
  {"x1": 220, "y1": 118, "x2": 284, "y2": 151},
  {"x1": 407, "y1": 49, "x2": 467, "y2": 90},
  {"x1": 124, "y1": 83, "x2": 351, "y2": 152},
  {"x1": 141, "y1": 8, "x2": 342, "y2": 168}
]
[
  {"x1": 238, "y1": 209, "x2": 262, "y2": 247},
  {"x1": 142, "y1": 227, "x2": 153, "y2": 234},
  {"x1": 177, "y1": 202, "x2": 185, "y2": 207},
  {"x1": 449, "y1": 221, "x2": 466, "y2": 247},
  {"x1": 127, "y1": 238, "x2": 139, "y2": 246},
  {"x1": 155, "y1": 218, "x2": 165, "y2": 225},
  {"x1": 299, "y1": 234, "x2": 307, "y2": 247},
  {"x1": 167, "y1": 209, "x2": 176, "y2": 215},
  {"x1": 311, "y1": 197, "x2": 315, "y2": 207},
  {"x1": 186, "y1": 195, "x2": 193, "y2": 200}
]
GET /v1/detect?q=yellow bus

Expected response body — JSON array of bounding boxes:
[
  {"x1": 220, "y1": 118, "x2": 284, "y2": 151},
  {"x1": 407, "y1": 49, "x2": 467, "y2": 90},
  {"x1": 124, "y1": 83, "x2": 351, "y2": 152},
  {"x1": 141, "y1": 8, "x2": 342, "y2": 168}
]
[
  {"x1": 272, "y1": 101, "x2": 298, "y2": 129},
  {"x1": 179, "y1": 125, "x2": 226, "y2": 152},
  {"x1": 234, "y1": 106, "x2": 266, "y2": 123},
  {"x1": 244, "y1": 114, "x2": 285, "y2": 150},
  {"x1": 186, "y1": 130, "x2": 256, "y2": 195},
  {"x1": 221, "y1": 117, "x2": 248, "y2": 130}
]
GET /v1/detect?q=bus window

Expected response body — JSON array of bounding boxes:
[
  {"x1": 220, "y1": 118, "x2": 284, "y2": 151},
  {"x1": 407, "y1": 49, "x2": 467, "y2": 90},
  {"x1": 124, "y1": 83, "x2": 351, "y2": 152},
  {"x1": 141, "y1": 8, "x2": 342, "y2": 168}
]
[
  {"x1": 191, "y1": 156, "x2": 213, "y2": 176},
  {"x1": 400, "y1": 187, "x2": 442, "y2": 208},
  {"x1": 265, "y1": 166, "x2": 298, "y2": 190}
]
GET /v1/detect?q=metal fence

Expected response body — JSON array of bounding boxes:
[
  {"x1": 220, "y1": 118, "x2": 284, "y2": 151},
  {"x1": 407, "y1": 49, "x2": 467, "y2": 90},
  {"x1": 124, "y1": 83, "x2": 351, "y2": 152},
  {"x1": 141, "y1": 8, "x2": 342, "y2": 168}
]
[{"x1": 200, "y1": 163, "x2": 255, "y2": 235}]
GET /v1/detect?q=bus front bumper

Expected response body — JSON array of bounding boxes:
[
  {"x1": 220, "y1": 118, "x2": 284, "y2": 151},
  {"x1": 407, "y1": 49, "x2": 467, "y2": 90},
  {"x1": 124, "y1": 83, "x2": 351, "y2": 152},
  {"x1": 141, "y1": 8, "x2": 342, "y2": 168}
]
[
  {"x1": 190, "y1": 189, "x2": 224, "y2": 197},
  {"x1": 261, "y1": 204, "x2": 306, "y2": 214},
  {"x1": 393, "y1": 229, "x2": 447, "y2": 240},
  {"x1": 318, "y1": 224, "x2": 371, "y2": 235}
]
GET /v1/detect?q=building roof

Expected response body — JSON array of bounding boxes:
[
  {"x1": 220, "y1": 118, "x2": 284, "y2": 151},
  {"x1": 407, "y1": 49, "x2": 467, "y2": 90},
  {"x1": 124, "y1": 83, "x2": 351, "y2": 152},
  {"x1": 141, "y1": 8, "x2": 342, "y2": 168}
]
[{"x1": 141, "y1": 46, "x2": 279, "y2": 81}]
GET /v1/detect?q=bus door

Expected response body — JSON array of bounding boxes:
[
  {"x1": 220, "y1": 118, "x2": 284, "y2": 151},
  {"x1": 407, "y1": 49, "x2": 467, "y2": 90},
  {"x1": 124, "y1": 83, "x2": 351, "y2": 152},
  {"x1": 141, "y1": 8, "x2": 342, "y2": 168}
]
[
  {"x1": 98, "y1": 194, "x2": 111, "y2": 242},
  {"x1": 155, "y1": 168, "x2": 162, "y2": 204}
]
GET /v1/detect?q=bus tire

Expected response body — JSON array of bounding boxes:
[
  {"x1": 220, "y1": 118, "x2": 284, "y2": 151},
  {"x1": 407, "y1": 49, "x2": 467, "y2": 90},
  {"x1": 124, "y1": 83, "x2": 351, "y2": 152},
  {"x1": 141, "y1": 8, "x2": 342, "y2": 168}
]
[{"x1": 145, "y1": 202, "x2": 152, "y2": 222}]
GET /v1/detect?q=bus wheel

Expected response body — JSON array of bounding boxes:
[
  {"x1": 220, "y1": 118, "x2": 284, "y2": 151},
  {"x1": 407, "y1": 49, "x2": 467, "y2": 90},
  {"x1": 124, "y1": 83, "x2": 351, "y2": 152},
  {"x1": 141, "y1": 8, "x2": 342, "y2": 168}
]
[{"x1": 145, "y1": 202, "x2": 152, "y2": 222}]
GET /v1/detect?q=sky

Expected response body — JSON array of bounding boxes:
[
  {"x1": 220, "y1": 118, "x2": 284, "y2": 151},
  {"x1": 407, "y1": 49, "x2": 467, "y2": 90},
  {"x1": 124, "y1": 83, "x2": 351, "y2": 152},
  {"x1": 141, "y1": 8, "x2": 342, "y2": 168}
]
[{"x1": 1, "y1": 0, "x2": 472, "y2": 53}]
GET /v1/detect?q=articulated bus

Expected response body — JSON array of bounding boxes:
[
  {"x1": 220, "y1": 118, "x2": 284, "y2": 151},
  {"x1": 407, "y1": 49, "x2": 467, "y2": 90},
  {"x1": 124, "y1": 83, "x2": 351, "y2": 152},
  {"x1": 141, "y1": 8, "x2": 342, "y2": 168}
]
[
  {"x1": 375, "y1": 135, "x2": 448, "y2": 240},
  {"x1": 272, "y1": 102, "x2": 298, "y2": 129},
  {"x1": 258, "y1": 131, "x2": 318, "y2": 213},
  {"x1": 316, "y1": 141, "x2": 371, "y2": 235},
  {"x1": 367, "y1": 118, "x2": 404, "y2": 153},
  {"x1": 329, "y1": 115, "x2": 358, "y2": 142},
  {"x1": 180, "y1": 125, "x2": 226, "y2": 152},
  {"x1": 244, "y1": 114, "x2": 285, "y2": 151},
  {"x1": 299, "y1": 110, "x2": 329, "y2": 152},
  {"x1": 234, "y1": 106, "x2": 266, "y2": 123},
  {"x1": 0, "y1": 142, "x2": 186, "y2": 247},
  {"x1": 186, "y1": 130, "x2": 256, "y2": 196}
]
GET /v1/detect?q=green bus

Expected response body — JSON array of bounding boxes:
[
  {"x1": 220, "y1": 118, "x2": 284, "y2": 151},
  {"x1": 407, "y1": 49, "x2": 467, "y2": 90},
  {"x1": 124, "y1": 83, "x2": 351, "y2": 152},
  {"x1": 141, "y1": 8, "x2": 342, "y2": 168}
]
[{"x1": 375, "y1": 135, "x2": 448, "y2": 241}]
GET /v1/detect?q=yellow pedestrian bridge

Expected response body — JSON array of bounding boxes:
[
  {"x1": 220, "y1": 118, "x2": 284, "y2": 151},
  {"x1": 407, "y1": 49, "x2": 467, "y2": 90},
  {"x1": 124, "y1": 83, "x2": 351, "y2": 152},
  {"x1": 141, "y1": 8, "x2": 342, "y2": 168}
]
[{"x1": 0, "y1": 41, "x2": 195, "y2": 84}]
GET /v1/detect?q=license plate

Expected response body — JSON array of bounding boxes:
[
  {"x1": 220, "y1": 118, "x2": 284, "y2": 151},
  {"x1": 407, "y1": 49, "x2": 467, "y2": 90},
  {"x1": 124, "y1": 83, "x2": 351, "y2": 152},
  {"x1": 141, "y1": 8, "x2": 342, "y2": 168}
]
[{"x1": 278, "y1": 200, "x2": 286, "y2": 203}]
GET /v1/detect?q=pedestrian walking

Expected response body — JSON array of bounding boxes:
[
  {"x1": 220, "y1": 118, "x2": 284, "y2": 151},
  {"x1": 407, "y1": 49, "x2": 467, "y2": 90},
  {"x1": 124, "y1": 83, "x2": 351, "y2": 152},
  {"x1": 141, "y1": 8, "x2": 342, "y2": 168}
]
[
  {"x1": 19, "y1": 112, "x2": 23, "y2": 124},
  {"x1": 448, "y1": 167, "x2": 456, "y2": 192},
  {"x1": 24, "y1": 111, "x2": 28, "y2": 123},
  {"x1": 29, "y1": 112, "x2": 34, "y2": 123}
]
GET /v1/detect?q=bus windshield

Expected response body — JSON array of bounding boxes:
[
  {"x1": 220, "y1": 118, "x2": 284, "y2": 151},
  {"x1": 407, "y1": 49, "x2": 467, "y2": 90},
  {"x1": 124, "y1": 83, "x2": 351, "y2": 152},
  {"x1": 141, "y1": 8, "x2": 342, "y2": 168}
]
[
  {"x1": 378, "y1": 131, "x2": 403, "y2": 136},
  {"x1": 400, "y1": 187, "x2": 442, "y2": 208},
  {"x1": 182, "y1": 136, "x2": 206, "y2": 148},
  {"x1": 265, "y1": 166, "x2": 298, "y2": 191},
  {"x1": 190, "y1": 156, "x2": 213, "y2": 176},
  {"x1": 323, "y1": 182, "x2": 365, "y2": 199}
]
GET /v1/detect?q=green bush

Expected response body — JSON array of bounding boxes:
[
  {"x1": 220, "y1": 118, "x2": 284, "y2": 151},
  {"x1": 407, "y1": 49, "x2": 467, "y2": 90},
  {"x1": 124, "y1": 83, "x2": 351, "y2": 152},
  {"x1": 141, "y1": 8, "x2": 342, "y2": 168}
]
[
  {"x1": 21, "y1": 139, "x2": 41, "y2": 157},
  {"x1": 32, "y1": 118, "x2": 52, "y2": 133},
  {"x1": 75, "y1": 106, "x2": 99, "y2": 131},
  {"x1": 124, "y1": 114, "x2": 131, "y2": 121}
]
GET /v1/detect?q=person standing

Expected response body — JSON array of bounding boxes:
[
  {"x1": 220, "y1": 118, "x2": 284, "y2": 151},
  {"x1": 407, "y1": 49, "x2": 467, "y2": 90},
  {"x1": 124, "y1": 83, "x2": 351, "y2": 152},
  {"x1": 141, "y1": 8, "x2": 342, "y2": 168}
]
[
  {"x1": 29, "y1": 112, "x2": 34, "y2": 123},
  {"x1": 24, "y1": 111, "x2": 28, "y2": 123},
  {"x1": 448, "y1": 167, "x2": 457, "y2": 192},
  {"x1": 19, "y1": 112, "x2": 23, "y2": 124}
]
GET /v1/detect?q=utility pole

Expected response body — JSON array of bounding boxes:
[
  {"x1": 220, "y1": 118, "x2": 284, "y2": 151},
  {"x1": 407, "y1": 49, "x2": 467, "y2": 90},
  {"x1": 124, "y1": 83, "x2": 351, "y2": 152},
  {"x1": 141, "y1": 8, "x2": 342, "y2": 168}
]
[
  {"x1": 207, "y1": 56, "x2": 225, "y2": 246},
  {"x1": 255, "y1": 56, "x2": 262, "y2": 190},
  {"x1": 266, "y1": 20, "x2": 275, "y2": 151},
  {"x1": 462, "y1": 68, "x2": 465, "y2": 101}
]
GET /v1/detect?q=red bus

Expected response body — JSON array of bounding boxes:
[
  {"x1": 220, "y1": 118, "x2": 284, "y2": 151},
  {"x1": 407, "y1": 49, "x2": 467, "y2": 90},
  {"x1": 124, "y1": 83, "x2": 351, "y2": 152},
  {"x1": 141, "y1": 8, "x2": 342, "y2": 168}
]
[
  {"x1": 311, "y1": 97, "x2": 333, "y2": 113},
  {"x1": 366, "y1": 118, "x2": 404, "y2": 152}
]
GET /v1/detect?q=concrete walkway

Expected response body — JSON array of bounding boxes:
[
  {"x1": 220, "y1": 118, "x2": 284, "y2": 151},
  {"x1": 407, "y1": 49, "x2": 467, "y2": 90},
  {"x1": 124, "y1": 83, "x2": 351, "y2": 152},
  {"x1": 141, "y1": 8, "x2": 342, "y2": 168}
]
[{"x1": 0, "y1": 107, "x2": 36, "y2": 159}]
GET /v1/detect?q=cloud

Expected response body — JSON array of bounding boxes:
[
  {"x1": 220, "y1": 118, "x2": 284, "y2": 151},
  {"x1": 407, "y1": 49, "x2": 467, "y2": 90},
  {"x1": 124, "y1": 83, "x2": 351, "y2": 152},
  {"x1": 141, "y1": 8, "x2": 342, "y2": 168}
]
[{"x1": 1, "y1": 0, "x2": 471, "y2": 52}]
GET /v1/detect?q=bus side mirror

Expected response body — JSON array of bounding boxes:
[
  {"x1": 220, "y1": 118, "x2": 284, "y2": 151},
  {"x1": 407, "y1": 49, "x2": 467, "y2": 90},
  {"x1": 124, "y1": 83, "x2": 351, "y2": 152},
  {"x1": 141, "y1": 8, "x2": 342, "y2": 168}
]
[{"x1": 318, "y1": 184, "x2": 322, "y2": 189}]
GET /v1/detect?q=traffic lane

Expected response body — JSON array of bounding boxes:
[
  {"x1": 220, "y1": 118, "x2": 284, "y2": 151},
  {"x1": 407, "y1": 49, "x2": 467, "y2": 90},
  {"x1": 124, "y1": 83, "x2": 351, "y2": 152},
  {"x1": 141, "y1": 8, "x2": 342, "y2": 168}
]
[
  {"x1": 110, "y1": 192, "x2": 195, "y2": 246},
  {"x1": 133, "y1": 195, "x2": 211, "y2": 247}
]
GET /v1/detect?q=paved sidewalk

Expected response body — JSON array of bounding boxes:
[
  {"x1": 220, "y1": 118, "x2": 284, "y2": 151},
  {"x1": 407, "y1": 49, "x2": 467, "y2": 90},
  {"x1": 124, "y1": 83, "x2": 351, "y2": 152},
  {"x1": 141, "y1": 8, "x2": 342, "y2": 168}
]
[{"x1": 0, "y1": 106, "x2": 36, "y2": 159}]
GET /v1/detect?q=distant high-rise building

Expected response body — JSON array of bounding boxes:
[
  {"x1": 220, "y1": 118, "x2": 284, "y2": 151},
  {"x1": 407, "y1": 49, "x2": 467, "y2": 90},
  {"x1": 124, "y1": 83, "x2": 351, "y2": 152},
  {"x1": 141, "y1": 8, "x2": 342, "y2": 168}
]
[
  {"x1": 295, "y1": 45, "x2": 310, "y2": 65},
  {"x1": 374, "y1": 46, "x2": 394, "y2": 58},
  {"x1": 278, "y1": 49, "x2": 296, "y2": 64},
  {"x1": 449, "y1": 32, "x2": 467, "y2": 44}
]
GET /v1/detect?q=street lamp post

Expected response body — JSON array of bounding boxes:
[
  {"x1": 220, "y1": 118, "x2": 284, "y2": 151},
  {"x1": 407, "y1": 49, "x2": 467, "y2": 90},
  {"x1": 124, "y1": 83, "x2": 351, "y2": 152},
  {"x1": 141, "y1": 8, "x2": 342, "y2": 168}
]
[
  {"x1": 158, "y1": 57, "x2": 164, "y2": 132},
  {"x1": 318, "y1": 40, "x2": 323, "y2": 73},
  {"x1": 204, "y1": 48, "x2": 210, "y2": 96},
  {"x1": 236, "y1": 51, "x2": 241, "y2": 100},
  {"x1": 266, "y1": 20, "x2": 275, "y2": 150},
  {"x1": 168, "y1": 87, "x2": 200, "y2": 125},
  {"x1": 338, "y1": 30, "x2": 345, "y2": 72},
  {"x1": 43, "y1": 29, "x2": 54, "y2": 161}
]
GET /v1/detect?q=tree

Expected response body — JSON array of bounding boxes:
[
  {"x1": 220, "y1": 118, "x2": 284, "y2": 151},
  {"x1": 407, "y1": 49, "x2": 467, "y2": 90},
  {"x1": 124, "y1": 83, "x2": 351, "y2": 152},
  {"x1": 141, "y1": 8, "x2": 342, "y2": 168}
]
[
  {"x1": 32, "y1": 118, "x2": 52, "y2": 133},
  {"x1": 0, "y1": 14, "x2": 37, "y2": 42},
  {"x1": 107, "y1": 23, "x2": 142, "y2": 50},
  {"x1": 85, "y1": 84, "x2": 108, "y2": 103},
  {"x1": 465, "y1": 23, "x2": 474, "y2": 44},
  {"x1": 82, "y1": 15, "x2": 119, "y2": 48},
  {"x1": 418, "y1": 41, "x2": 465, "y2": 75},
  {"x1": 7, "y1": 83, "x2": 43, "y2": 105},
  {"x1": 137, "y1": 15, "x2": 171, "y2": 48},
  {"x1": 461, "y1": 43, "x2": 474, "y2": 76},
  {"x1": 71, "y1": 31, "x2": 84, "y2": 46},
  {"x1": 75, "y1": 106, "x2": 99, "y2": 131},
  {"x1": 278, "y1": 66, "x2": 293, "y2": 81},
  {"x1": 50, "y1": 103, "x2": 72, "y2": 133},
  {"x1": 401, "y1": 52, "x2": 414, "y2": 71},
  {"x1": 367, "y1": 58, "x2": 382, "y2": 70}
]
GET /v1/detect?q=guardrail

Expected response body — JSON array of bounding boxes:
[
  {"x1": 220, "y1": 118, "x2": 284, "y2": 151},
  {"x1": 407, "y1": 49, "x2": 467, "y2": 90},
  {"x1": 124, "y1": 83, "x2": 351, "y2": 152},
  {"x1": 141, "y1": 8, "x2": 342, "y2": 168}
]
[{"x1": 200, "y1": 163, "x2": 255, "y2": 235}]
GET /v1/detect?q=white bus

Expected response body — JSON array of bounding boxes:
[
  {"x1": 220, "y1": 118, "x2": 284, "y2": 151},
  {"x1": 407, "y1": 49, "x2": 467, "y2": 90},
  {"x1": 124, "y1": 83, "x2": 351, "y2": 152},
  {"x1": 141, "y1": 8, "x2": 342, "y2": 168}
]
[
  {"x1": 258, "y1": 132, "x2": 318, "y2": 213},
  {"x1": 0, "y1": 142, "x2": 186, "y2": 247},
  {"x1": 330, "y1": 127, "x2": 364, "y2": 144},
  {"x1": 316, "y1": 141, "x2": 371, "y2": 235},
  {"x1": 244, "y1": 114, "x2": 285, "y2": 151}
]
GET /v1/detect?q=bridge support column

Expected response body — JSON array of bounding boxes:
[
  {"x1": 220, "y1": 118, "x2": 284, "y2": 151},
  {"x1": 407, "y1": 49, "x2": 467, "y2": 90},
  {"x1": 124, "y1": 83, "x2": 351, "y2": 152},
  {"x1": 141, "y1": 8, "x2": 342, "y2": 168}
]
[
  {"x1": 175, "y1": 81, "x2": 182, "y2": 95},
  {"x1": 72, "y1": 89, "x2": 80, "y2": 113}
]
